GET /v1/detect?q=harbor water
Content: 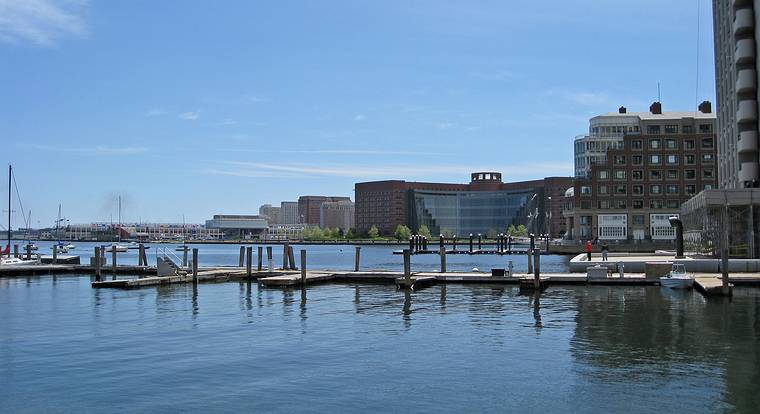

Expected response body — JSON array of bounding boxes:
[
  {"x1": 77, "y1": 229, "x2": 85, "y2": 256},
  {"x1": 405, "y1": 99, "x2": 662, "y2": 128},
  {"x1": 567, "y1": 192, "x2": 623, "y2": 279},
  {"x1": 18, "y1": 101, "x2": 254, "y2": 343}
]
[{"x1": 1, "y1": 273, "x2": 759, "y2": 413}]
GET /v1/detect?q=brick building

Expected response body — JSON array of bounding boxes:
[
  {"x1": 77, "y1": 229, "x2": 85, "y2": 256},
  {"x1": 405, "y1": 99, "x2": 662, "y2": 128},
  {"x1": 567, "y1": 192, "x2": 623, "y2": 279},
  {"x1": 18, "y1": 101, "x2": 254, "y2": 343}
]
[{"x1": 298, "y1": 196, "x2": 351, "y2": 226}]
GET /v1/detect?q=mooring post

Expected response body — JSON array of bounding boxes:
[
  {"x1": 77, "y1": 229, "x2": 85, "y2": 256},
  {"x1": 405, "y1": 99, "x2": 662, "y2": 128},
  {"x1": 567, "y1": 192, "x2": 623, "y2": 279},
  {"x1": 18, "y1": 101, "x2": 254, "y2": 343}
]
[
  {"x1": 246, "y1": 246, "x2": 252, "y2": 278},
  {"x1": 192, "y1": 248, "x2": 199, "y2": 284},
  {"x1": 469, "y1": 234, "x2": 473, "y2": 253},
  {"x1": 25, "y1": 243, "x2": 32, "y2": 260},
  {"x1": 529, "y1": 233, "x2": 535, "y2": 252},
  {"x1": 452, "y1": 235, "x2": 457, "y2": 251},
  {"x1": 111, "y1": 247, "x2": 117, "y2": 280},
  {"x1": 354, "y1": 246, "x2": 361, "y2": 272},
  {"x1": 282, "y1": 243, "x2": 290, "y2": 270},
  {"x1": 533, "y1": 250, "x2": 541, "y2": 289},
  {"x1": 266, "y1": 246, "x2": 274, "y2": 272},
  {"x1": 300, "y1": 249, "x2": 307, "y2": 284},
  {"x1": 257, "y1": 246, "x2": 263, "y2": 271},
  {"x1": 13, "y1": 244, "x2": 19, "y2": 258},
  {"x1": 238, "y1": 246, "x2": 245, "y2": 267},
  {"x1": 182, "y1": 246, "x2": 188, "y2": 267},
  {"x1": 288, "y1": 245, "x2": 297, "y2": 270},
  {"x1": 527, "y1": 248, "x2": 533, "y2": 274},
  {"x1": 94, "y1": 246, "x2": 101, "y2": 282},
  {"x1": 403, "y1": 249, "x2": 411, "y2": 284},
  {"x1": 138, "y1": 243, "x2": 145, "y2": 266},
  {"x1": 477, "y1": 234, "x2": 482, "y2": 250},
  {"x1": 439, "y1": 235, "x2": 444, "y2": 251},
  {"x1": 52, "y1": 245, "x2": 58, "y2": 264},
  {"x1": 508, "y1": 236, "x2": 513, "y2": 252},
  {"x1": 440, "y1": 246, "x2": 446, "y2": 273},
  {"x1": 409, "y1": 237, "x2": 414, "y2": 253}
]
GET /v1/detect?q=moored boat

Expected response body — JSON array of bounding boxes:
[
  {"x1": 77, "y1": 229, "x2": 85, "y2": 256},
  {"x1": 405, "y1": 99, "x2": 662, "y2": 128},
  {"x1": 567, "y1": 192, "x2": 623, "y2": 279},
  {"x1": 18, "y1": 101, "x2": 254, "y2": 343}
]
[{"x1": 660, "y1": 264, "x2": 694, "y2": 289}]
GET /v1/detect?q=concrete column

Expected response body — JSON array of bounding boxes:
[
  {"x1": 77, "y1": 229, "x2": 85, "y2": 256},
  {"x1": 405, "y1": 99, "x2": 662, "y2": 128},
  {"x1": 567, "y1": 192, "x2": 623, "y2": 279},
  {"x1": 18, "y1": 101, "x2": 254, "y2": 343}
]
[
  {"x1": 354, "y1": 246, "x2": 361, "y2": 272},
  {"x1": 439, "y1": 246, "x2": 446, "y2": 273},
  {"x1": 257, "y1": 246, "x2": 263, "y2": 271},
  {"x1": 192, "y1": 248, "x2": 199, "y2": 284}
]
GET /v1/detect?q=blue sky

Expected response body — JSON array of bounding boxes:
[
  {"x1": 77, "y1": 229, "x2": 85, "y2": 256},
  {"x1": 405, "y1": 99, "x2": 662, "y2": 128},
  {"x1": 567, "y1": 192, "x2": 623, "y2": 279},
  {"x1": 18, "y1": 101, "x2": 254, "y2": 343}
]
[{"x1": 1, "y1": 0, "x2": 715, "y2": 227}]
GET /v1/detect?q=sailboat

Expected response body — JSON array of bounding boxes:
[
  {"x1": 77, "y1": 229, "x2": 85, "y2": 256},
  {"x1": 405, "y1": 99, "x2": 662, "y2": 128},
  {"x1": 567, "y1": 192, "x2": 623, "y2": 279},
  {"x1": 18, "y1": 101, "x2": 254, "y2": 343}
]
[
  {"x1": 52, "y1": 204, "x2": 69, "y2": 254},
  {"x1": 108, "y1": 196, "x2": 129, "y2": 252},
  {"x1": 1, "y1": 165, "x2": 40, "y2": 266}
]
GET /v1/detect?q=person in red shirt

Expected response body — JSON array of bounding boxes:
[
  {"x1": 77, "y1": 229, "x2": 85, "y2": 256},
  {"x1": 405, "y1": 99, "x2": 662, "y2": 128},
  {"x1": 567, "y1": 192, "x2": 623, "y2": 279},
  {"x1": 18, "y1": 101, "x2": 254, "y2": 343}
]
[{"x1": 586, "y1": 240, "x2": 593, "y2": 261}]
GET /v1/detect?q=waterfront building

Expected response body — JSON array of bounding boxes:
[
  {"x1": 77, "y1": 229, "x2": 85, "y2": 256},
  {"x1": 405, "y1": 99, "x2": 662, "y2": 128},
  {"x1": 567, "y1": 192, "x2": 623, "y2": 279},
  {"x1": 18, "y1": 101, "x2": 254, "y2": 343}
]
[
  {"x1": 564, "y1": 102, "x2": 717, "y2": 241},
  {"x1": 355, "y1": 173, "x2": 572, "y2": 237},
  {"x1": 280, "y1": 201, "x2": 299, "y2": 224},
  {"x1": 204, "y1": 214, "x2": 268, "y2": 239},
  {"x1": 574, "y1": 109, "x2": 641, "y2": 177},
  {"x1": 264, "y1": 224, "x2": 305, "y2": 241},
  {"x1": 61, "y1": 222, "x2": 223, "y2": 241},
  {"x1": 298, "y1": 196, "x2": 351, "y2": 226},
  {"x1": 258, "y1": 204, "x2": 281, "y2": 225},
  {"x1": 319, "y1": 200, "x2": 355, "y2": 232}
]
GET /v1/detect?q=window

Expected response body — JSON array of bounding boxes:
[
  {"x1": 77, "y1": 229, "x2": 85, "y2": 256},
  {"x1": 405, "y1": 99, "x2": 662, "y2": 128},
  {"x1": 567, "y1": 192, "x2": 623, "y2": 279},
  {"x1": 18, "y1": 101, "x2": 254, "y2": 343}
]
[
  {"x1": 580, "y1": 215, "x2": 591, "y2": 224},
  {"x1": 664, "y1": 125, "x2": 679, "y2": 134},
  {"x1": 665, "y1": 138, "x2": 677, "y2": 149},
  {"x1": 666, "y1": 184, "x2": 679, "y2": 194},
  {"x1": 650, "y1": 200, "x2": 664, "y2": 209},
  {"x1": 667, "y1": 200, "x2": 680, "y2": 209},
  {"x1": 581, "y1": 200, "x2": 592, "y2": 209},
  {"x1": 703, "y1": 169, "x2": 714, "y2": 179},
  {"x1": 649, "y1": 155, "x2": 661, "y2": 164},
  {"x1": 650, "y1": 184, "x2": 662, "y2": 195},
  {"x1": 598, "y1": 200, "x2": 610, "y2": 209},
  {"x1": 631, "y1": 140, "x2": 643, "y2": 150},
  {"x1": 650, "y1": 170, "x2": 662, "y2": 180},
  {"x1": 666, "y1": 155, "x2": 678, "y2": 164},
  {"x1": 702, "y1": 138, "x2": 714, "y2": 148},
  {"x1": 683, "y1": 125, "x2": 694, "y2": 134},
  {"x1": 633, "y1": 200, "x2": 644, "y2": 209},
  {"x1": 699, "y1": 124, "x2": 713, "y2": 133},
  {"x1": 613, "y1": 155, "x2": 626, "y2": 165},
  {"x1": 615, "y1": 200, "x2": 627, "y2": 209},
  {"x1": 614, "y1": 170, "x2": 626, "y2": 180},
  {"x1": 704, "y1": 184, "x2": 714, "y2": 190},
  {"x1": 581, "y1": 186, "x2": 592, "y2": 195},
  {"x1": 632, "y1": 170, "x2": 643, "y2": 180},
  {"x1": 649, "y1": 139, "x2": 661, "y2": 149},
  {"x1": 702, "y1": 154, "x2": 714, "y2": 163},
  {"x1": 685, "y1": 170, "x2": 696, "y2": 180},
  {"x1": 598, "y1": 185, "x2": 609, "y2": 195},
  {"x1": 615, "y1": 184, "x2": 627, "y2": 195},
  {"x1": 685, "y1": 154, "x2": 696, "y2": 164},
  {"x1": 632, "y1": 155, "x2": 643, "y2": 165},
  {"x1": 632, "y1": 185, "x2": 644, "y2": 195},
  {"x1": 685, "y1": 185, "x2": 697, "y2": 195},
  {"x1": 647, "y1": 125, "x2": 661, "y2": 135},
  {"x1": 598, "y1": 170, "x2": 609, "y2": 180},
  {"x1": 685, "y1": 139, "x2": 695, "y2": 149}
]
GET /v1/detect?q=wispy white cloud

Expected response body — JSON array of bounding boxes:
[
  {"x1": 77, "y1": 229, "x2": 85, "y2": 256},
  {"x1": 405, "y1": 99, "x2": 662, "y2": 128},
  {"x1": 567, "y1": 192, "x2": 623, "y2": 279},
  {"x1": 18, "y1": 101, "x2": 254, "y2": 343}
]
[
  {"x1": 353, "y1": 114, "x2": 366, "y2": 122},
  {"x1": 0, "y1": 0, "x2": 87, "y2": 46},
  {"x1": 32, "y1": 144, "x2": 148, "y2": 155},
  {"x1": 200, "y1": 160, "x2": 573, "y2": 180},
  {"x1": 546, "y1": 89, "x2": 610, "y2": 106},
  {"x1": 178, "y1": 110, "x2": 200, "y2": 121},
  {"x1": 146, "y1": 108, "x2": 167, "y2": 117}
]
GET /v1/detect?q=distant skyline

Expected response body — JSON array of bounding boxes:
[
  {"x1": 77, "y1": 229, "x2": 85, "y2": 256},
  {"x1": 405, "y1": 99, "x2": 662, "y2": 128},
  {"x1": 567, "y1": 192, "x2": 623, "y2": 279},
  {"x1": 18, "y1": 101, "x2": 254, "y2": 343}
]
[{"x1": 2, "y1": 0, "x2": 715, "y2": 227}]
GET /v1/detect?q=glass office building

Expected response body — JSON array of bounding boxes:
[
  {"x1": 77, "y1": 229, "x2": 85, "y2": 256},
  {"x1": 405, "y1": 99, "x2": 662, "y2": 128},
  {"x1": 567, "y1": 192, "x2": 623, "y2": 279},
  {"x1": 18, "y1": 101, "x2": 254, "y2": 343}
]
[{"x1": 409, "y1": 187, "x2": 545, "y2": 236}]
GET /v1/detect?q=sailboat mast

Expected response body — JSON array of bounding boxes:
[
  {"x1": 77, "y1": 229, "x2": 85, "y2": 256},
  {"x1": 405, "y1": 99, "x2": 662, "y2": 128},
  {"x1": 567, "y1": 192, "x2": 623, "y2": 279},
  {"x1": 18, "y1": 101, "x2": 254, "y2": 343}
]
[
  {"x1": 7, "y1": 164, "x2": 11, "y2": 250},
  {"x1": 118, "y1": 195, "x2": 121, "y2": 243}
]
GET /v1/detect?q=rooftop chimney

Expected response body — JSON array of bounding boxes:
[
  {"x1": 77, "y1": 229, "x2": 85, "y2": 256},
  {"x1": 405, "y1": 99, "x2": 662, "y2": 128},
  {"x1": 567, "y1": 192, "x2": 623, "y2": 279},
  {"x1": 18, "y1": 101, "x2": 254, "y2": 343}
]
[
  {"x1": 698, "y1": 100, "x2": 712, "y2": 113},
  {"x1": 618, "y1": 106, "x2": 627, "y2": 114},
  {"x1": 650, "y1": 101, "x2": 662, "y2": 115}
]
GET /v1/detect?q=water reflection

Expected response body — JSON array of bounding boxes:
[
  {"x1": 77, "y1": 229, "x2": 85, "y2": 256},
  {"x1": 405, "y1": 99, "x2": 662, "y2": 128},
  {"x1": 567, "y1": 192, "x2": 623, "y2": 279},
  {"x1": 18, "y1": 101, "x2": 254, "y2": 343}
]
[{"x1": 403, "y1": 289, "x2": 412, "y2": 329}]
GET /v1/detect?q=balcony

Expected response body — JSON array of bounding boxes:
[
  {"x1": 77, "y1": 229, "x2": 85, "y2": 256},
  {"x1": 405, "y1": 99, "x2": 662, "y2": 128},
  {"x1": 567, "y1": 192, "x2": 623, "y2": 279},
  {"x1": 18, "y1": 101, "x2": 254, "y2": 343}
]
[
  {"x1": 734, "y1": 8, "x2": 754, "y2": 37},
  {"x1": 739, "y1": 162, "x2": 760, "y2": 183},
  {"x1": 736, "y1": 99, "x2": 758, "y2": 123},
  {"x1": 736, "y1": 68, "x2": 757, "y2": 94},
  {"x1": 735, "y1": 38, "x2": 756, "y2": 65},
  {"x1": 738, "y1": 130, "x2": 759, "y2": 153}
]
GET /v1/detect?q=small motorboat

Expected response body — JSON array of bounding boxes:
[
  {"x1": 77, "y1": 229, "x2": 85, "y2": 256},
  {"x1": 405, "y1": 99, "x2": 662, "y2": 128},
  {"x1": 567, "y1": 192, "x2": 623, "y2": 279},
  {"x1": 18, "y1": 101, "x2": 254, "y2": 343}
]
[
  {"x1": 1, "y1": 257, "x2": 40, "y2": 266},
  {"x1": 64, "y1": 243, "x2": 76, "y2": 250},
  {"x1": 660, "y1": 263, "x2": 694, "y2": 289},
  {"x1": 52, "y1": 244, "x2": 68, "y2": 254}
]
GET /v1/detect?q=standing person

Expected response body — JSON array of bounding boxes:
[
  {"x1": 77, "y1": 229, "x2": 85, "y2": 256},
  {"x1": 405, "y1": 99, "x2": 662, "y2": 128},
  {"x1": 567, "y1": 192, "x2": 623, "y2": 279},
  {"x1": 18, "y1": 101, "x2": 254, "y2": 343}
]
[
  {"x1": 601, "y1": 242, "x2": 609, "y2": 262},
  {"x1": 586, "y1": 240, "x2": 593, "y2": 261}
]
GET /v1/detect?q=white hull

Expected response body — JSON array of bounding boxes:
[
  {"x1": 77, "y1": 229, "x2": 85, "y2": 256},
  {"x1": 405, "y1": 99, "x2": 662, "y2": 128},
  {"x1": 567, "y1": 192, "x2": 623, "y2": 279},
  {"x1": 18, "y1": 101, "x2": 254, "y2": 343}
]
[
  {"x1": 1, "y1": 257, "x2": 40, "y2": 266},
  {"x1": 660, "y1": 276, "x2": 694, "y2": 289}
]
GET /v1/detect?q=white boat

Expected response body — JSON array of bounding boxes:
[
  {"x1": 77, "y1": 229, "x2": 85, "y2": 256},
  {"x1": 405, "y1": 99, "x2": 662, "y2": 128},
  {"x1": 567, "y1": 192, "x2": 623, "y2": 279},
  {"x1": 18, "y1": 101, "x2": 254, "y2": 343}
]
[
  {"x1": 52, "y1": 244, "x2": 68, "y2": 254},
  {"x1": 64, "y1": 243, "x2": 76, "y2": 250},
  {"x1": 1, "y1": 257, "x2": 40, "y2": 266},
  {"x1": 107, "y1": 244, "x2": 129, "y2": 253},
  {"x1": 660, "y1": 264, "x2": 694, "y2": 289}
]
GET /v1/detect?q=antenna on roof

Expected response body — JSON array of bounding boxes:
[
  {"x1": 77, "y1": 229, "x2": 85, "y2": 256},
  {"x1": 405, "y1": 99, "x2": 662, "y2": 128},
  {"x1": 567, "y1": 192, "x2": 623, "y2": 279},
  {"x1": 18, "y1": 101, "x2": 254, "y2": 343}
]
[{"x1": 657, "y1": 82, "x2": 661, "y2": 102}]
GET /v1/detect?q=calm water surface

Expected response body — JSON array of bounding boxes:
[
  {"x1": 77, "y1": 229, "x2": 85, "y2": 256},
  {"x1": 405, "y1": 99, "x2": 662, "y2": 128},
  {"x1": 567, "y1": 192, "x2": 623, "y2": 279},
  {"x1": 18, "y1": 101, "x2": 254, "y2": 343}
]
[{"x1": 1, "y1": 274, "x2": 759, "y2": 413}]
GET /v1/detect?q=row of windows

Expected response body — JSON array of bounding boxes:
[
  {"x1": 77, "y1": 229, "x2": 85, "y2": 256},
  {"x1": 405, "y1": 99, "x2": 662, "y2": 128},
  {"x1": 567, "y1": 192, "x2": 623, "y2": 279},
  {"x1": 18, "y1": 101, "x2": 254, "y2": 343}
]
[
  {"x1": 599, "y1": 168, "x2": 714, "y2": 180},
  {"x1": 630, "y1": 137, "x2": 713, "y2": 150},
  {"x1": 598, "y1": 199, "x2": 683, "y2": 210},
  {"x1": 582, "y1": 183, "x2": 712, "y2": 197},
  {"x1": 645, "y1": 124, "x2": 712, "y2": 134},
  {"x1": 597, "y1": 153, "x2": 713, "y2": 169}
]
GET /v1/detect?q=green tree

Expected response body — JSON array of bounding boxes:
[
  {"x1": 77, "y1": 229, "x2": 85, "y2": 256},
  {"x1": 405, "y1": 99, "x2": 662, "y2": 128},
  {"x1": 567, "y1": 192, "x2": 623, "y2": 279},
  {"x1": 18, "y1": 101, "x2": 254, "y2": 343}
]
[
  {"x1": 307, "y1": 226, "x2": 324, "y2": 240},
  {"x1": 516, "y1": 224, "x2": 529, "y2": 237},
  {"x1": 441, "y1": 227, "x2": 454, "y2": 238},
  {"x1": 346, "y1": 228, "x2": 357, "y2": 239},
  {"x1": 506, "y1": 224, "x2": 517, "y2": 236},
  {"x1": 417, "y1": 224, "x2": 432, "y2": 238},
  {"x1": 368, "y1": 225, "x2": 380, "y2": 239},
  {"x1": 394, "y1": 224, "x2": 412, "y2": 241}
]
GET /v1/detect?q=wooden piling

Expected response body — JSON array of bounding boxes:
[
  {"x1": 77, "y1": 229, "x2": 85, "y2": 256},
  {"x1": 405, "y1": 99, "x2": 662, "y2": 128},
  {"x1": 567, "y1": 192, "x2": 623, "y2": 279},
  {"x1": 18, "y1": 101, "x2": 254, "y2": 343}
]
[
  {"x1": 192, "y1": 248, "x2": 199, "y2": 283},
  {"x1": 403, "y1": 249, "x2": 411, "y2": 284},
  {"x1": 533, "y1": 250, "x2": 541, "y2": 289},
  {"x1": 138, "y1": 243, "x2": 145, "y2": 266},
  {"x1": 288, "y1": 245, "x2": 297, "y2": 270},
  {"x1": 469, "y1": 234, "x2": 473, "y2": 253},
  {"x1": 300, "y1": 249, "x2": 306, "y2": 284},
  {"x1": 477, "y1": 234, "x2": 482, "y2": 250},
  {"x1": 266, "y1": 246, "x2": 273, "y2": 272},
  {"x1": 440, "y1": 246, "x2": 446, "y2": 273},
  {"x1": 354, "y1": 246, "x2": 361, "y2": 272},
  {"x1": 239, "y1": 246, "x2": 245, "y2": 267},
  {"x1": 94, "y1": 246, "x2": 101, "y2": 282},
  {"x1": 13, "y1": 244, "x2": 19, "y2": 258},
  {"x1": 111, "y1": 247, "x2": 117, "y2": 280},
  {"x1": 527, "y1": 249, "x2": 533, "y2": 274},
  {"x1": 182, "y1": 246, "x2": 188, "y2": 267},
  {"x1": 283, "y1": 243, "x2": 290, "y2": 270},
  {"x1": 246, "y1": 246, "x2": 252, "y2": 277},
  {"x1": 25, "y1": 243, "x2": 32, "y2": 260},
  {"x1": 52, "y1": 245, "x2": 57, "y2": 264},
  {"x1": 257, "y1": 246, "x2": 263, "y2": 271}
]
